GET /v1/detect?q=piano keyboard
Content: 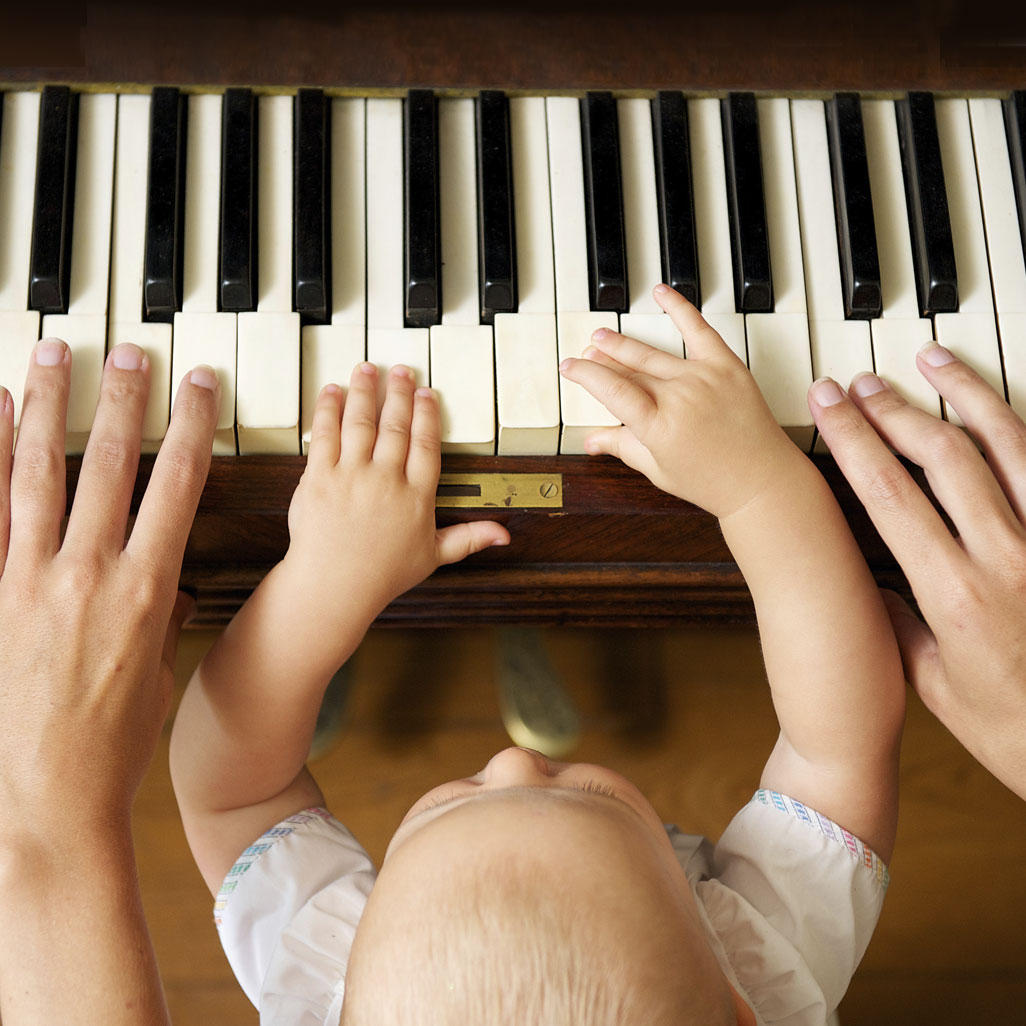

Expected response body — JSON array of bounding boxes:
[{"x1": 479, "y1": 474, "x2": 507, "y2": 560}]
[{"x1": 2, "y1": 86, "x2": 1025, "y2": 457}]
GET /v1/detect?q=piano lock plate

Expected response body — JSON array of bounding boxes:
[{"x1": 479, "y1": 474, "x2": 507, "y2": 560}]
[{"x1": 435, "y1": 473, "x2": 563, "y2": 509}]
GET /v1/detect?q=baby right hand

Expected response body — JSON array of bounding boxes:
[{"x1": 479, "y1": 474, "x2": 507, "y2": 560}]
[{"x1": 558, "y1": 285, "x2": 802, "y2": 519}]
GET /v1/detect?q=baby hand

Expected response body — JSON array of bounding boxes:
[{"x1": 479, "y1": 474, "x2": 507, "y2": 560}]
[
  {"x1": 284, "y1": 363, "x2": 509, "y2": 618},
  {"x1": 559, "y1": 286, "x2": 802, "y2": 518}
]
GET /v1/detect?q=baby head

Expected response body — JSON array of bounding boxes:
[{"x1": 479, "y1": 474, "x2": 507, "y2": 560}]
[{"x1": 341, "y1": 747, "x2": 747, "y2": 1025}]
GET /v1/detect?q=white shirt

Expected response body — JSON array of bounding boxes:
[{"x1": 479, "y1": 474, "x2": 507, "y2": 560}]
[{"x1": 215, "y1": 791, "x2": 888, "y2": 1025}]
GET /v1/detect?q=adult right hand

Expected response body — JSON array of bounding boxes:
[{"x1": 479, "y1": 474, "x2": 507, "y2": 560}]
[{"x1": 808, "y1": 343, "x2": 1026, "y2": 801}]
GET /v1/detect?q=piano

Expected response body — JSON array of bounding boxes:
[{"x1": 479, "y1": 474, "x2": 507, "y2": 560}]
[{"x1": 2, "y1": 3, "x2": 1024, "y2": 627}]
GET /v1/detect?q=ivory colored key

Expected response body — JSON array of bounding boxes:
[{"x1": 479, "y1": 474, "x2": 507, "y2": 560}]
[
  {"x1": 547, "y1": 96, "x2": 618, "y2": 454},
  {"x1": 744, "y1": 98, "x2": 814, "y2": 450},
  {"x1": 237, "y1": 95, "x2": 301, "y2": 454},
  {"x1": 688, "y1": 98, "x2": 745, "y2": 362},
  {"x1": 301, "y1": 98, "x2": 366, "y2": 453},
  {"x1": 791, "y1": 99, "x2": 873, "y2": 453},
  {"x1": 618, "y1": 97, "x2": 681, "y2": 356},
  {"x1": 494, "y1": 96, "x2": 559, "y2": 455},
  {"x1": 41, "y1": 92, "x2": 117, "y2": 452},
  {"x1": 108, "y1": 93, "x2": 173, "y2": 452},
  {"x1": 971, "y1": 98, "x2": 1026, "y2": 417},
  {"x1": 366, "y1": 98, "x2": 428, "y2": 396},
  {"x1": 173, "y1": 92, "x2": 237, "y2": 454},
  {"x1": 862, "y1": 98, "x2": 938, "y2": 413},
  {"x1": 0, "y1": 90, "x2": 41, "y2": 424},
  {"x1": 933, "y1": 99, "x2": 1003, "y2": 427}
]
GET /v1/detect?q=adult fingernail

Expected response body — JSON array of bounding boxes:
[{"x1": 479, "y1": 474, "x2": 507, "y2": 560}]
[
  {"x1": 809, "y1": 377, "x2": 844, "y2": 407},
  {"x1": 919, "y1": 341, "x2": 956, "y2": 367},
  {"x1": 35, "y1": 338, "x2": 66, "y2": 366},
  {"x1": 190, "y1": 365, "x2": 219, "y2": 391},
  {"x1": 851, "y1": 372, "x2": 887, "y2": 398},
  {"x1": 111, "y1": 342, "x2": 144, "y2": 371}
]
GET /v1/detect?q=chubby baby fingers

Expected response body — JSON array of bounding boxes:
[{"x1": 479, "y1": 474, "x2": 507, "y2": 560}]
[
  {"x1": 434, "y1": 519, "x2": 510, "y2": 567},
  {"x1": 307, "y1": 383, "x2": 343, "y2": 470},
  {"x1": 559, "y1": 355, "x2": 657, "y2": 433}
]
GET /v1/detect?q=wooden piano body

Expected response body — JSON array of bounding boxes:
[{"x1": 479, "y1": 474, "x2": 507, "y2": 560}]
[{"x1": 8, "y1": 0, "x2": 1023, "y2": 627}]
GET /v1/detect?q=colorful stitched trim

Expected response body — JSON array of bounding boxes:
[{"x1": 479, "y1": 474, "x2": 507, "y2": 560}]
[
  {"x1": 753, "y1": 789, "x2": 890, "y2": 889},
  {"x1": 214, "y1": 807, "x2": 333, "y2": 927}
]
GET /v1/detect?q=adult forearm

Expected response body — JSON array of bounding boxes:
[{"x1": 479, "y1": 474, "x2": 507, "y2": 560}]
[
  {"x1": 170, "y1": 559, "x2": 376, "y2": 813},
  {"x1": 0, "y1": 827, "x2": 169, "y2": 1026},
  {"x1": 718, "y1": 456, "x2": 905, "y2": 764}
]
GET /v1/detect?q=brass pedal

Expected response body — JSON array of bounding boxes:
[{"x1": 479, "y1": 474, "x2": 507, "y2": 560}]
[{"x1": 496, "y1": 627, "x2": 581, "y2": 759}]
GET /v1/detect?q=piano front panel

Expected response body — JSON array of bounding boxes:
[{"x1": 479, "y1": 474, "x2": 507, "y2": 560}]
[{"x1": 4, "y1": 81, "x2": 1024, "y2": 624}]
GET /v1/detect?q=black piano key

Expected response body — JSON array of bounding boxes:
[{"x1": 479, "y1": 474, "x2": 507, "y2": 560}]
[
  {"x1": 143, "y1": 86, "x2": 187, "y2": 322},
  {"x1": 580, "y1": 91, "x2": 627, "y2": 313},
  {"x1": 651, "y1": 91, "x2": 700, "y2": 307},
  {"x1": 896, "y1": 92, "x2": 958, "y2": 316},
  {"x1": 404, "y1": 88, "x2": 441, "y2": 328},
  {"x1": 219, "y1": 87, "x2": 257, "y2": 313},
  {"x1": 721, "y1": 92, "x2": 773, "y2": 313},
  {"x1": 476, "y1": 89, "x2": 517, "y2": 324},
  {"x1": 826, "y1": 93, "x2": 882, "y2": 320},
  {"x1": 1005, "y1": 90, "x2": 1026, "y2": 265},
  {"x1": 293, "y1": 87, "x2": 331, "y2": 325},
  {"x1": 29, "y1": 85, "x2": 78, "y2": 314}
]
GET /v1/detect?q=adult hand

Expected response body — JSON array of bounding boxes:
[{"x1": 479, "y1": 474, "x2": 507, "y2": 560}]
[
  {"x1": 808, "y1": 343, "x2": 1026, "y2": 801},
  {"x1": 0, "y1": 338, "x2": 219, "y2": 1025}
]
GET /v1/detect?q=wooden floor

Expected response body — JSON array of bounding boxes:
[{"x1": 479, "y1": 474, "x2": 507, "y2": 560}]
[{"x1": 137, "y1": 623, "x2": 1026, "y2": 1024}]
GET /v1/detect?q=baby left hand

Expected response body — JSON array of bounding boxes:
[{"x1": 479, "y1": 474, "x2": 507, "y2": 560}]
[{"x1": 284, "y1": 363, "x2": 510, "y2": 617}]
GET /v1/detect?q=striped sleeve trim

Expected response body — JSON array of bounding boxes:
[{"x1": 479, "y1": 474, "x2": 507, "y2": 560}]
[
  {"x1": 214, "y1": 807, "x2": 334, "y2": 927},
  {"x1": 753, "y1": 789, "x2": 890, "y2": 889}
]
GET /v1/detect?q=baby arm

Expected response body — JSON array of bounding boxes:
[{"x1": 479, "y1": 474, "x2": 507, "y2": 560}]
[
  {"x1": 560, "y1": 287, "x2": 905, "y2": 860},
  {"x1": 169, "y1": 364, "x2": 509, "y2": 893}
]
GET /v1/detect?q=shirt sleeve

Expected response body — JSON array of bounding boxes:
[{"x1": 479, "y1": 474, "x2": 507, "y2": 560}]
[
  {"x1": 214, "y1": 807, "x2": 377, "y2": 1019},
  {"x1": 694, "y1": 790, "x2": 889, "y2": 1025}
]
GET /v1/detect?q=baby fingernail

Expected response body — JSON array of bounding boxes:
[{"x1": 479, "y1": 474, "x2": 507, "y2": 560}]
[
  {"x1": 809, "y1": 377, "x2": 844, "y2": 407},
  {"x1": 111, "y1": 343, "x2": 144, "y2": 371},
  {"x1": 919, "y1": 341, "x2": 956, "y2": 367},
  {"x1": 35, "y1": 338, "x2": 66, "y2": 366},
  {"x1": 851, "y1": 372, "x2": 887, "y2": 398},
  {"x1": 190, "y1": 365, "x2": 219, "y2": 391}
]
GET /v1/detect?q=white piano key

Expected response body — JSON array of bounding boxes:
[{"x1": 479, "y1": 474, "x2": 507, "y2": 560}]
[
  {"x1": 494, "y1": 312, "x2": 560, "y2": 455},
  {"x1": 618, "y1": 312, "x2": 683, "y2": 357},
  {"x1": 510, "y1": 97, "x2": 555, "y2": 314},
  {"x1": 172, "y1": 310, "x2": 238, "y2": 454},
  {"x1": 933, "y1": 98, "x2": 1003, "y2": 426},
  {"x1": 301, "y1": 99, "x2": 367, "y2": 453},
  {"x1": 547, "y1": 97, "x2": 619, "y2": 452},
  {"x1": 745, "y1": 99, "x2": 813, "y2": 449},
  {"x1": 329, "y1": 98, "x2": 366, "y2": 326},
  {"x1": 431, "y1": 325, "x2": 495, "y2": 454},
  {"x1": 689, "y1": 98, "x2": 736, "y2": 317},
  {"x1": 42, "y1": 93, "x2": 117, "y2": 451},
  {"x1": 791, "y1": 99, "x2": 874, "y2": 453},
  {"x1": 366, "y1": 327, "x2": 430, "y2": 391},
  {"x1": 970, "y1": 98, "x2": 1026, "y2": 418},
  {"x1": 108, "y1": 94, "x2": 172, "y2": 451},
  {"x1": 862, "y1": 98, "x2": 940, "y2": 415},
  {"x1": 235, "y1": 97, "x2": 300, "y2": 454},
  {"x1": 366, "y1": 99, "x2": 404, "y2": 330},
  {"x1": 438, "y1": 98, "x2": 479, "y2": 326},
  {"x1": 618, "y1": 98, "x2": 662, "y2": 314},
  {"x1": 0, "y1": 91, "x2": 42, "y2": 424}
]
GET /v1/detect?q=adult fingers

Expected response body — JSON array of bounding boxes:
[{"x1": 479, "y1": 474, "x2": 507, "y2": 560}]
[
  {"x1": 62, "y1": 344, "x2": 149, "y2": 557},
  {"x1": 558, "y1": 356, "x2": 654, "y2": 433},
  {"x1": 405, "y1": 386, "x2": 442, "y2": 492},
  {"x1": 880, "y1": 589, "x2": 945, "y2": 715},
  {"x1": 0, "y1": 387, "x2": 12, "y2": 573},
  {"x1": 808, "y1": 376, "x2": 967, "y2": 603},
  {"x1": 915, "y1": 342, "x2": 1026, "y2": 522},
  {"x1": 435, "y1": 520, "x2": 510, "y2": 567},
  {"x1": 7, "y1": 339, "x2": 70, "y2": 566},
  {"x1": 340, "y1": 362, "x2": 379, "y2": 465},
  {"x1": 125, "y1": 366, "x2": 220, "y2": 590},
  {"x1": 307, "y1": 383, "x2": 343, "y2": 472},
  {"x1": 372, "y1": 366, "x2": 416, "y2": 467},
  {"x1": 653, "y1": 284, "x2": 738, "y2": 362},
  {"x1": 847, "y1": 371, "x2": 1021, "y2": 561}
]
